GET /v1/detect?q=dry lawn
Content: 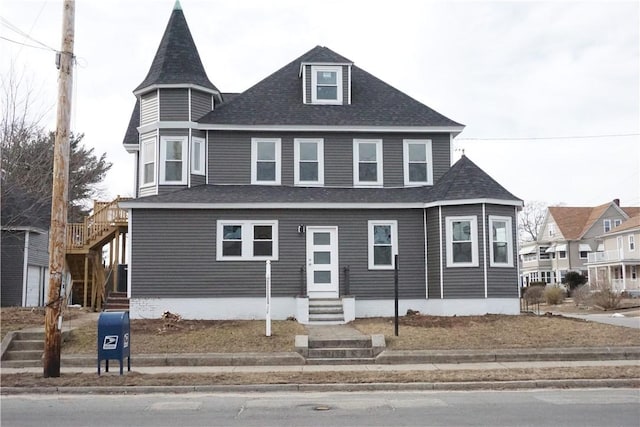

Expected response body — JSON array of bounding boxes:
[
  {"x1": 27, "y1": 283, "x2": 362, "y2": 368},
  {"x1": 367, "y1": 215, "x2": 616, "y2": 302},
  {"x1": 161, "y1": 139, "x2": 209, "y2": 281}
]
[
  {"x1": 2, "y1": 366, "x2": 638, "y2": 388},
  {"x1": 351, "y1": 313, "x2": 640, "y2": 350},
  {"x1": 0, "y1": 307, "x2": 84, "y2": 338}
]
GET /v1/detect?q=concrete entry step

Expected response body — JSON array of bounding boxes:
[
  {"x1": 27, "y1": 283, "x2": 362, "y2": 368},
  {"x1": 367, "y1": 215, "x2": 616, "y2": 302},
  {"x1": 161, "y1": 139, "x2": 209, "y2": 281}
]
[
  {"x1": 297, "y1": 324, "x2": 386, "y2": 365},
  {"x1": 308, "y1": 298, "x2": 344, "y2": 324},
  {"x1": 8, "y1": 340, "x2": 44, "y2": 351}
]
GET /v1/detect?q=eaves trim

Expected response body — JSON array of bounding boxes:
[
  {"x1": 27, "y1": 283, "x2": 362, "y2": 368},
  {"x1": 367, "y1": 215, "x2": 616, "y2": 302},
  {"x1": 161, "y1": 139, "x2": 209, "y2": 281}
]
[{"x1": 195, "y1": 124, "x2": 466, "y2": 134}]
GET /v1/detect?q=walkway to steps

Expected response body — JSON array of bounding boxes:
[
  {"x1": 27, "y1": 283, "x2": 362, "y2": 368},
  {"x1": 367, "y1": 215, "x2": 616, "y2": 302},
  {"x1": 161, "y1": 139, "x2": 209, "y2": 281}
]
[{"x1": 297, "y1": 324, "x2": 385, "y2": 365}]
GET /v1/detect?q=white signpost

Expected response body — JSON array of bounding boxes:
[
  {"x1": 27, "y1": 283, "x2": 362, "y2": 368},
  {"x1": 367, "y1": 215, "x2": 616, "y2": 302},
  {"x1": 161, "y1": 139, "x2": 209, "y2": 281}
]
[{"x1": 265, "y1": 260, "x2": 272, "y2": 337}]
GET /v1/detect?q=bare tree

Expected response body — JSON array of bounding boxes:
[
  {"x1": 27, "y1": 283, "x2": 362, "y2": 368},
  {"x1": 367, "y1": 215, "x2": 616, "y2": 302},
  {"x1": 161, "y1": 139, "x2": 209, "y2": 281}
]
[
  {"x1": 1, "y1": 67, "x2": 112, "y2": 228},
  {"x1": 518, "y1": 201, "x2": 547, "y2": 243}
]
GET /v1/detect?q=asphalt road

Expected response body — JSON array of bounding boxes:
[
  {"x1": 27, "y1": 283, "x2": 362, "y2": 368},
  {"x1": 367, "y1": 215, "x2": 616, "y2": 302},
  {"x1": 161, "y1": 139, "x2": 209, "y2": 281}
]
[{"x1": 2, "y1": 388, "x2": 639, "y2": 427}]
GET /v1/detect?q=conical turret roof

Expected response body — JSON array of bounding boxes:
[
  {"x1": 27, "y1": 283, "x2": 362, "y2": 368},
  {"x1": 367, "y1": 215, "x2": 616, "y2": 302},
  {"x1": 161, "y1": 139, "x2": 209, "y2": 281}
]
[{"x1": 135, "y1": 2, "x2": 217, "y2": 93}]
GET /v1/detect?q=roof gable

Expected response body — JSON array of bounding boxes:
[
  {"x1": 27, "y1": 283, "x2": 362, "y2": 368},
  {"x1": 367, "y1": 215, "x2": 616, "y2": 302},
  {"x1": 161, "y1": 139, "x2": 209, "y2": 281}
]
[
  {"x1": 545, "y1": 201, "x2": 637, "y2": 240},
  {"x1": 428, "y1": 155, "x2": 521, "y2": 203},
  {"x1": 198, "y1": 46, "x2": 463, "y2": 128},
  {"x1": 135, "y1": 4, "x2": 216, "y2": 93}
]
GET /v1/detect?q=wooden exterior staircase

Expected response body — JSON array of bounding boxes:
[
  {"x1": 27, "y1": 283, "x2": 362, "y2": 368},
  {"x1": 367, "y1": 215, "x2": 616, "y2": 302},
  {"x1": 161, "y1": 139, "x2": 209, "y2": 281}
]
[{"x1": 65, "y1": 197, "x2": 129, "y2": 311}]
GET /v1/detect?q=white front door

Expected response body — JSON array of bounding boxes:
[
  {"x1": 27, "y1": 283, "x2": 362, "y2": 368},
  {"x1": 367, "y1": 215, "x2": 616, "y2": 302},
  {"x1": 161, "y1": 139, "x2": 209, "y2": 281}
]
[{"x1": 306, "y1": 226, "x2": 339, "y2": 299}]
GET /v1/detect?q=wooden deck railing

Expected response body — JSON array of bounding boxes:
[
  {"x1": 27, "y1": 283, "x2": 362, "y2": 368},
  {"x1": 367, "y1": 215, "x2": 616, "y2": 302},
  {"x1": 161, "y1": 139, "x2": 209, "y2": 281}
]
[{"x1": 66, "y1": 196, "x2": 130, "y2": 250}]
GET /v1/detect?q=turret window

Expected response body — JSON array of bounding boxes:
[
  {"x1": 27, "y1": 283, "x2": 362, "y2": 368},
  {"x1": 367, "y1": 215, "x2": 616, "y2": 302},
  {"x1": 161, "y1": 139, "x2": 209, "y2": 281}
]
[
  {"x1": 160, "y1": 136, "x2": 188, "y2": 184},
  {"x1": 140, "y1": 136, "x2": 156, "y2": 186}
]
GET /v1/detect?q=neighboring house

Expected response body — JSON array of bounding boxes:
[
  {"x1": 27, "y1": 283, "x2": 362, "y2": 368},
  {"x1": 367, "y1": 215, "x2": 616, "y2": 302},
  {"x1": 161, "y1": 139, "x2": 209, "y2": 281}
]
[
  {"x1": 519, "y1": 199, "x2": 639, "y2": 286},
  {"x1": 119, "y1": 2, "x2": 523, "y2": 322},
  {"x1": 585, "y1": 215, "x2": 640, "y2": 292},
  {"x1": 1, "y1": 227, "x2": 50, "y2": 307}
]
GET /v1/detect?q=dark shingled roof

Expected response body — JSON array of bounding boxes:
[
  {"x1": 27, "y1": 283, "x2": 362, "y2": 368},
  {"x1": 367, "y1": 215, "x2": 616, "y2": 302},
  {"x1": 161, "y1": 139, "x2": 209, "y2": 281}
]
[
  {"x1": 134, "y1": 3, "x2": 216, "y2": 93},
  {"x1": 198, "y1": 46, "x2": 463, "y2": 127},
  {"x1": 122, "y1": 99, "x2": 140, "y2": 146},
  {"x1": 429, "y1": 155, "x2": 521, "y2": 202},
  {"x1": 121, "y1": 184, "x2": 431, "y2": 205},
  {"x1": 121, "y1": 156, "x2": 520, "y2": 207}
]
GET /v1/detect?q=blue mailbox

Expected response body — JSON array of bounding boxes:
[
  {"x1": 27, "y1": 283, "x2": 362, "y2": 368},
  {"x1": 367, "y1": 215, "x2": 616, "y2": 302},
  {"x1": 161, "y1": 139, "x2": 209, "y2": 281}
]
[{"x1": 97, "y1": 311, "x2": 130, "y2": 375}]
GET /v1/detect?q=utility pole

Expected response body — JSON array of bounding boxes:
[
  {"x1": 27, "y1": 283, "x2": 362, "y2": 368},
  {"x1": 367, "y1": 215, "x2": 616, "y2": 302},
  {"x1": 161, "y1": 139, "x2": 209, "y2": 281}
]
[{"x1": 44, "y1": 0, "x2": 75, "y2": 378}]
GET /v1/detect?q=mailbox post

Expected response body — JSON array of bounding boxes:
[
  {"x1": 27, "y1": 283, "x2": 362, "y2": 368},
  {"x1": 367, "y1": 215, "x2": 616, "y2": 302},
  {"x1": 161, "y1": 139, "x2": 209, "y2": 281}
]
[{"x1": 97, "y1": 311, "x2": 130, "y2": 375}]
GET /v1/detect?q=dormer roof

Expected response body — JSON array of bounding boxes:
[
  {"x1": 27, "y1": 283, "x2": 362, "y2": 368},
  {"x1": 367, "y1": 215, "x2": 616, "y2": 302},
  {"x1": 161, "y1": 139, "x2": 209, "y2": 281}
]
[
  {"x1": 198, "y1": 46, "x2": 463, "y2": 129},
  {"x1": 134, "y1": 2, "x2": 217, "y2": 94},
  {"x1": 298, "y1": 45, "x2": 353, "y2": 75}
]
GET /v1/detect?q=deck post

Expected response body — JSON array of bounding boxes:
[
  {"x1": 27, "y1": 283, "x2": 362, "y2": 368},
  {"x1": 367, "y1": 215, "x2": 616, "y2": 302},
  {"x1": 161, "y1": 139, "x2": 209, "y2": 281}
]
[
  {"x1": 83, "y1": 255, "x2": 89, "y2": 307},
  {"x1": 113, "y1": 230, "x2": 120, "y2": 292}
]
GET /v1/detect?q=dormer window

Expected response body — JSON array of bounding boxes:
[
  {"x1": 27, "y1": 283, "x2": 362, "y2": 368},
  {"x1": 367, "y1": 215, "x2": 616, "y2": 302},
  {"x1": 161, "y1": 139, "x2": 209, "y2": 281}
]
[{"x1": 311, "y1": 66, "x2": 342, "y2": 104}]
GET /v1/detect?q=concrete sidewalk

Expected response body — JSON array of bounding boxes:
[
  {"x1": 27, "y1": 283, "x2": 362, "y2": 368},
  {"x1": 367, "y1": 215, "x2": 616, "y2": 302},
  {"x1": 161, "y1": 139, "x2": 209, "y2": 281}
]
[{"x1": 2, "y1": 358, "x2": 637, "y2": 375}]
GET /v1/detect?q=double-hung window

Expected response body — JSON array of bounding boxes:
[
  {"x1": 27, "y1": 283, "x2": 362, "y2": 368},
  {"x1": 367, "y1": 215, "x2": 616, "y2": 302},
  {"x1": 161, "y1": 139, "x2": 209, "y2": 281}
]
[
  {"x1": 294, "y1": 138, "x2": 324, "y2": 186},
  {"x1": 217, "y1": 220, "x2": 278, "y2": 261},
  {"x1": 251, "y1": 138, "x2": 281, "y2": 185},
  {"x1": 603, "y1": 219, "x2": 611, "y2": 233},
  {"x1": 191, "y1": 136, "x2": 205, "y2": 175},
  {"x1": 446, "y1": 216, "x2": 479, "y2": 267},
  {"x1": 489, "y1": 216, "x2": 513, "y2": 267},
  {"x1": 630, "y1": 235, "x2": 636, "y2": 251},
  {"x1": 311, "y1": 66, "x2": 342, "y2": 104},
  {"x1": 403, "y1": 139, "x2": 433, "y2": 186},
  {"x1": 368, "y1": 220, "x2": 398, "y2": 269},
  {"x1": 353, "y1": 139, "x2": 383, "y2": 187},
  {"x1": 160, "y1": 136, "x2": 188, "y2": 184},
  {"x1": 140, "y1": 135, "x2": 156, "y2": 186}
]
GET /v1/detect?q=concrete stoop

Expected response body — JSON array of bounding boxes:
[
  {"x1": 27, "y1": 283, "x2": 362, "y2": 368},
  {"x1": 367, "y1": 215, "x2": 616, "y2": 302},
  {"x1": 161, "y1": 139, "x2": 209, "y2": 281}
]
[
  {"x1": 307, "y1": 299, "x2": 344, "y2": 324},
  {"x1": 296, "y1": 333, "x2": 386, "y2": 365},
  {"x1": 1, "y1": 330, "x2": 72, "y2": 368}
]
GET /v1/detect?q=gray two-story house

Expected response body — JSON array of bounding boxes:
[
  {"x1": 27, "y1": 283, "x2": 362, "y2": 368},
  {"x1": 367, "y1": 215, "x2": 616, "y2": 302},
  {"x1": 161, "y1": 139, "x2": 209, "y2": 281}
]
[{"x1": 120, "y1": 2, "x2": 523, "y2": 322}]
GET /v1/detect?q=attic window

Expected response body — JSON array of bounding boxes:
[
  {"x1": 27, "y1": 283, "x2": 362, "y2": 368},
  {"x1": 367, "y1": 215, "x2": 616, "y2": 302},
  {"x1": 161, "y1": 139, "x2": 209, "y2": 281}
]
[{"x1": 311, "y1": 66, "x2": 342, "y2": 104}]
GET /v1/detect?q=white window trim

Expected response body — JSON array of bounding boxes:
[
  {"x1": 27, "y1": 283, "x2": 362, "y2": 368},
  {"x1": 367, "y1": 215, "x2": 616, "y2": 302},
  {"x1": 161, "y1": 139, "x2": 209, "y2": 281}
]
[
  {"x1": 614, "y1": 219, "x2": 622, "y2": 227},
  {"x1": 446, "y1": 215, "x2": 479, "y2": 268},
  {"x1": 310, "y1": 65, "x2": 342, "y2": 105},
  {"x1": 403, "y1": 139, "x2": 433, "y2": 186},
  {"x1": 368, "y1": 220, "x2": 398, "y2": 270},
  {"x1": 216, "y1": 220, "x2": 279, "y2": 261},
  {"x1": 251, "y1": 138, "x2": 281, "y2": 185},
  {"x1": 140, "y1": 135, "x2": 156, "y2": 187},
  {"x1": 603, "y1": 219, "x2": 611, "y2": 233},
  {"x1": 630, "y1": 235, "x2": 636, "y2": 251},
  {"x1": 353, "y1": 139, "x2": 383, "y2": 187},
  {"x1": 191, "y1": 136, "x2": 205, "y2": 175},
  {"x1": 159, "y1": 135, "x2": 188, "y2": 185},
  {"x1": 294, "y1": 138, "x2": 324, "y2": 186},
  {"x1": 489, "y1": 215, "x2": 513, "y2": 267}
]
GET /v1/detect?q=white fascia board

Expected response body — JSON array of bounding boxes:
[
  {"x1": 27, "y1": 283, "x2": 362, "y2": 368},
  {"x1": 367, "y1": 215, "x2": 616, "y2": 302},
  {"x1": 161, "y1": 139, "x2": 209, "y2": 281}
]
[
  {"x1": 298, "y1": 61, "x2": 353, "y2": 77},
  {"x1": 124, "y1": 143, "x2": 139, "y2": 153},
  {"x1": 119, "y1": 202, "x2": 424, "y2": 210},
  {"x1": 424, "y1": 198, "x2": 523, "y2": 208},
  {"x1": 196, "y1": 123, "x2": 465, "y2": 134},
  {"x1": 134, "y1": 83, "x2": 220, "y2": 97},
  {"x1": 138, "y1": 121, "x2": 197, "y2": 134}
]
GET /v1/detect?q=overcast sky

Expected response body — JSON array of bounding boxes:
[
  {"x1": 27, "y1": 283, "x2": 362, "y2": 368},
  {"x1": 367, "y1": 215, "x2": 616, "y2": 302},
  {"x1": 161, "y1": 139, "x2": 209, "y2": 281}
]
[{"x1": 2, "y1": 0, "x2": 639, "y2": 208}]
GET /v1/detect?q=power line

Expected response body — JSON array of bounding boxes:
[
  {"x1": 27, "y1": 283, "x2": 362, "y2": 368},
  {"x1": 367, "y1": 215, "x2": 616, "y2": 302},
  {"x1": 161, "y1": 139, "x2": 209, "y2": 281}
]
[
  {"x1": 0, "y1": 34, "x2": 55, "y2": 51},
  {"x1": 0, "y1": 15, "x2": 57, "y2": 52},
  {"x1": 457, "y1": 133, "x2": 640, "y2": 141}
]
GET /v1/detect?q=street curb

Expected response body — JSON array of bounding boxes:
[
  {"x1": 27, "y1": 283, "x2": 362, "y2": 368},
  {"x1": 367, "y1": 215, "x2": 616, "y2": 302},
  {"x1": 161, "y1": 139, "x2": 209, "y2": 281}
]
[{"x1": 1, "y1": 378, "x2": 638, "y2": 395}]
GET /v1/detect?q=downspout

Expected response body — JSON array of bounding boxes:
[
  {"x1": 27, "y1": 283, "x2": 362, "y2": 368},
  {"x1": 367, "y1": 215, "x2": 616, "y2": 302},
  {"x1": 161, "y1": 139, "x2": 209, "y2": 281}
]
[
  {"x1": 22, "y1": 231, "x2": 30, "y2": 306},
  {"x1": 482, "y1": 203, "x2": 488, "y2": 298},
  {"x1": 126, "y1": 209, "x2": 133, "y2": 300},
  {"x1": 423, "y1": 208, "x2": 428, "y2": 299},
  {"x1": 439, "y1": 205, "x2": 443, "y2": 299}
]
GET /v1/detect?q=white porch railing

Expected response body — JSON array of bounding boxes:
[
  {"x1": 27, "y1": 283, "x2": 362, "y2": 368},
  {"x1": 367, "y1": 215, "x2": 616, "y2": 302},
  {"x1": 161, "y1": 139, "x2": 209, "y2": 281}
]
[
  {"x1": 587, "y1": 249, "x2": 623, "y2": 263},
  {"x1": 612, "y1": 279, "x2": 639, "y2": 292}
]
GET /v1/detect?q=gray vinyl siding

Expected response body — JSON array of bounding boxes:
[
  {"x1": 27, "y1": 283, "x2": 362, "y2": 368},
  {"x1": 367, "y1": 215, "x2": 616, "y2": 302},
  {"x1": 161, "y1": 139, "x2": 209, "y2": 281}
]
[
  {"x1": 159, "y1": 89, "x2": 189, "y2": 121},
  {"x1": 485, "y1": 205, "x2": 519, "y2": 298},
  {"x1": 191, "y1": 90, "x2": 212, "y2": 121},
  {"x1": 426, "y1": 207, "x2": 442, "y2": 299},
  {"x1": 441, "y1": 204, "x2": 485, "y2": 298},
  {"x1": 130, "y1": 208, "x2": 425, "y2": 299},
  {"x1": 140, "y1": 91, "x2": 158, "y2": 126},
  {"x1": 27, "y1": 231, "x2": 49, "y2": 266},
  {"x1": 206, "y1": 131, "x2": 451, "y2": 188},
  {"x1": 1, "y1": 231, "x2": 25, "y2": 306},
  {"x1": 139, "y1": 186, "x2": 157, "y2": 197},
  {"x1": 430, "y1": 133, "x2": 451, "y2": 183}
]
